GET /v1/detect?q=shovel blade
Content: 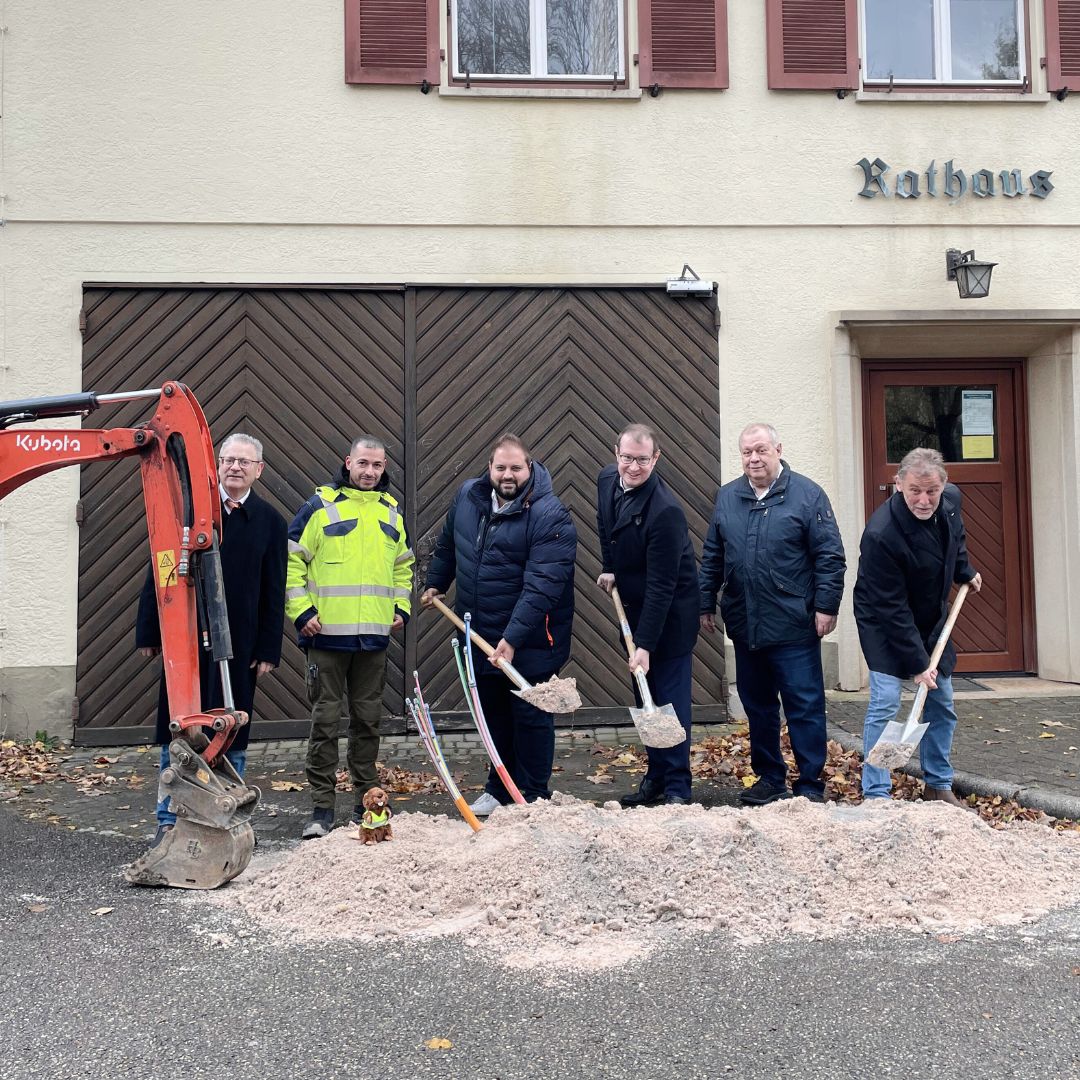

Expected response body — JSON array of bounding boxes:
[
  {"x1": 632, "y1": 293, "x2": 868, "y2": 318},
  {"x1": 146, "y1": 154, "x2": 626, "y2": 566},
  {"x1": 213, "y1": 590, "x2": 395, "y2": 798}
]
[
  {"x1": 124, "y1": 819, "x2": 255, "y2": 890},
  {"x1": 865, "y1": 719, "x2": 929, "y2": 771},
  {"x1": 629, "y1": 702, "x2": 686, "y2": 748}
]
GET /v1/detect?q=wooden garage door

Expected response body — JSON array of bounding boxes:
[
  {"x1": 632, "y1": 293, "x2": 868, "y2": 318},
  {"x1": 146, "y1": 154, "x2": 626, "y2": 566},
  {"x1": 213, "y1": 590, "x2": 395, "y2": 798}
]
[
  {"x1": 76, "y1": 284, "x2": 724, "y2": 742},
  {"x1": 410, "y1": 287, "x2": 725, "y2": 718},
  {"x1": 76, "y1": 286, "x2": 407, "y2": 741}
]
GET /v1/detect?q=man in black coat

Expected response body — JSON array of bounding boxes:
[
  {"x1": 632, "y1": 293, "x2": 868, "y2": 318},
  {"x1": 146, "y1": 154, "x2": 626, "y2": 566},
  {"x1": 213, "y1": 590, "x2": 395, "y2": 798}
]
[
  {"x1": 854, "y1": 447, "x2": 981, "y2": 806},
  {"x1": 596, "y1": 423, "x2": 700, "y2": 807},
  {"x1": 422, "y1": 433, "x2": 577, "y2": 813},
  {"x1": 136, "y1": 433, "x2": 287, "y2": 838},
  {"x1": 699, "y1": 423, "x2": 846, "y2": 805}
]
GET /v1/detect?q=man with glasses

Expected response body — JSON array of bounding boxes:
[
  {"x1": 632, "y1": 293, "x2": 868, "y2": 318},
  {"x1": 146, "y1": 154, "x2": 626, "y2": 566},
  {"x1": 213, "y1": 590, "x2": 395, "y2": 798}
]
[
  {"x1": 596, "y1": 423, "x2": 700, "y2": 807},
  {"x1": 136, "y1": 432, "x2": 288, "y2": 845},
  {"x1": 287, "y1": 436, "x2": 414, "y2": 839},
  {"x1": 699, "y1": 423, "x2": 846, "y2": 806}
]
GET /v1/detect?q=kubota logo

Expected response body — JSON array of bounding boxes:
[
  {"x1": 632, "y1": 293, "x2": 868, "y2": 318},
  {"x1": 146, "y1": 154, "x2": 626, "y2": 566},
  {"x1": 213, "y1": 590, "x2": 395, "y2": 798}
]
[{"x1": 14, "y1": 433, "x2": 82, "y2": 453}]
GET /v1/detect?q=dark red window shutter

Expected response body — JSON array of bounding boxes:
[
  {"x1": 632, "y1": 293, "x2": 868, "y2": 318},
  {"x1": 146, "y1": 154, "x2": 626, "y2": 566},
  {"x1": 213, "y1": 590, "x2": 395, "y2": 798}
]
[
  {"x1": 765, "y1": 0, "x2": 859, "y2": 90},
  {"x1": 638, "y1": 0, "x2": 729, "y2": 89},
  {"x1": 344, "y1": 0, "x2": 440, "y2": 86},
  {"x1": 1046, "y1": 0, "x2": 1080, "y2": 92}
]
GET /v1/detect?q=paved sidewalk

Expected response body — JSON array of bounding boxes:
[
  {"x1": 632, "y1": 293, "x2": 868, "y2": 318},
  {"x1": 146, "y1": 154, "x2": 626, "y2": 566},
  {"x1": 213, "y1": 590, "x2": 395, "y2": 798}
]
[{"x1": 3, "y1": 688, "x2": 1077, "y2": 848}]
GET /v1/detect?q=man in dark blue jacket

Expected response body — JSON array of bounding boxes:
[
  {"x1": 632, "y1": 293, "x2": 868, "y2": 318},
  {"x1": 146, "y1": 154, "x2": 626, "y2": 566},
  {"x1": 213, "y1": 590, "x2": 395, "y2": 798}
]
[
  {"x1": 700, "y1": 423, "x2": 845, "y2": 805},
  {"x1": 596, "y1": 423, "x2": 700, "y2": 807},
  {"x1": 854, "y1": 447, "x2": 981, "y2": 806},
  {"x1": 422, "y1": 434, "x2": 577, "y2": 814}
]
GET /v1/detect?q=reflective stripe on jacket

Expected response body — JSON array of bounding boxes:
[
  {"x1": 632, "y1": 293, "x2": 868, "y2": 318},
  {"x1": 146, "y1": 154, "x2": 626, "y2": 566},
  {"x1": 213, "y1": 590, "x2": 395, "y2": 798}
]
[{"x1": 286, "y1": 484, "x2": 414, "y2": 648}]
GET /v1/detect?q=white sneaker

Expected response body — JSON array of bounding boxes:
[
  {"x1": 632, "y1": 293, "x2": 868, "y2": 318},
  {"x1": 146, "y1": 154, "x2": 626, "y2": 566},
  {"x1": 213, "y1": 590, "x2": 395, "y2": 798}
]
[{"x1": 469, "y1": 792, "x2": 502, "y2": 816}]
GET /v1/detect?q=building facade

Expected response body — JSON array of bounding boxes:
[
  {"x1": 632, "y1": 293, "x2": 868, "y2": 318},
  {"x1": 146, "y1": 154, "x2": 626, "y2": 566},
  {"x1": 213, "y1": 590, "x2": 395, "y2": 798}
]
[{"x1": 3, "y1": 0, "x2": 1079, "y2": 741}]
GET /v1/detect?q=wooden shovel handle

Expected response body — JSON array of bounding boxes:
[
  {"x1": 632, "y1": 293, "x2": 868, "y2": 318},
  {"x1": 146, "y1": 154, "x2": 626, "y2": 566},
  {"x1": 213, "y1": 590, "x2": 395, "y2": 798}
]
[
  {"x1": 609, "y1": 587, "x2": 637, "y2": 662},
  {"x1": 908, "y1": 583, "x2": 972, "y2": 727},
  {"x1": 926, "y1": 583, "x2": 971, "y2": 672},
  {"x1": 428, "y1": 596, "x2": 496, "y2": 656}
]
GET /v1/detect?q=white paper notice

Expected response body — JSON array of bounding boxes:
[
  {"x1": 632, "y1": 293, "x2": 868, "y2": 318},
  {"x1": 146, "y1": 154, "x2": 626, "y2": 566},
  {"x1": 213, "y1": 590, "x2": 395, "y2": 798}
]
[{"x1": 961, "y1": 389, "x2": 994, "y2": 435}]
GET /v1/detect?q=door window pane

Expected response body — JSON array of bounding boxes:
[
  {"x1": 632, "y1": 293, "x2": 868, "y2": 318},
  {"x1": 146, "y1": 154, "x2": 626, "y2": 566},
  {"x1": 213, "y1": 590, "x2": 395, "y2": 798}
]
[
  {"x1": 546, "y1": 0, "x2": 619, "y2": 76},
  {"x1": 865, "y1": 0, "x2": 935, "y2": 80},
  {"x1": 885, "y1": 385, "x2": 998, "y2": 462},
  {"x1": 457, "y1": 0, "x2": 531, "y2": 75},
  {"x1": 950, "y1": 0, "x2": 1020, "y2": 80}
]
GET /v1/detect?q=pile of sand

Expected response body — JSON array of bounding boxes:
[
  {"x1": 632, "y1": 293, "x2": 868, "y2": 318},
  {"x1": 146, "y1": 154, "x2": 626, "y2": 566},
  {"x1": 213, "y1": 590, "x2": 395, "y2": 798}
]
[{"x1": 208, "y1": 794, "x2": 1080, "y2": 972}]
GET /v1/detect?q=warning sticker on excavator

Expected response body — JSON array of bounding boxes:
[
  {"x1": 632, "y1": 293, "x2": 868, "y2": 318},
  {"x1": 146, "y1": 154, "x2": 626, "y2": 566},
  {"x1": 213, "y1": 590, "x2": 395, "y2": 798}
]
[{"x1": 156, "y1": 550, "x2": 177, "y2": 587}]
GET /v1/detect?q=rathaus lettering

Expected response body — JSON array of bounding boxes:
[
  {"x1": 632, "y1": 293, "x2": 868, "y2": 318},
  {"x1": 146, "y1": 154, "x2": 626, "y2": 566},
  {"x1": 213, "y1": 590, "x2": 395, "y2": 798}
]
[
  {"x1": 856, "y1": 158, "x2": 1054, "y2": 200},
  {"x1": 15, "y1": 433, "x2": 82, "y2": 453}
]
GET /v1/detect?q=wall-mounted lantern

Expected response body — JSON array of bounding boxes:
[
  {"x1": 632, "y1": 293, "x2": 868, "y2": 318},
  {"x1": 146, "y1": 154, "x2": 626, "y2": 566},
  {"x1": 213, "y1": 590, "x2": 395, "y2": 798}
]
[{"x1": 946, "y1": 249, "x2": 996, "y2": 299}]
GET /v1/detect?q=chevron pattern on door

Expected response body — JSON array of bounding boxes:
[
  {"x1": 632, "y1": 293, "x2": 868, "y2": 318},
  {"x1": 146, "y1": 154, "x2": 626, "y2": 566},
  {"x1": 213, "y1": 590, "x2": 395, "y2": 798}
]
[
  {"x1": 411, "y1": 287, "x2": 725, "y2": 717},
  {"x1": 76, "y1": 287, "x2": 407, "y2": 737}
]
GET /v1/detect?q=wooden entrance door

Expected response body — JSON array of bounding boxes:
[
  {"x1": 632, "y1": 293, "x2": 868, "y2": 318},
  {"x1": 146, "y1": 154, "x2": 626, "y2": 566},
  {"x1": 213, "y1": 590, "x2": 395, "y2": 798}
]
[{"x1": 863, "y1": 360, "x2": 1034, "y2": 674}]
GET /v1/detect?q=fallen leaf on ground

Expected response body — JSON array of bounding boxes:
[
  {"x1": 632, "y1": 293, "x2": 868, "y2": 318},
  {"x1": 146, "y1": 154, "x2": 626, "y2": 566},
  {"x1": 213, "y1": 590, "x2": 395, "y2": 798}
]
[
  {"x1": 93, "y1": 756, "x2": 119, "y2": 765},
  {"x1": 27, "y1": 904, "x2": 48, "y2": 913},
  {"x1": 1039, "y1": 720, "x2": 1066, "y2": 728},
  {"x1": 586, "y1": 773, "x2": 614, "y2": 785},
  {"x1": 1038, "y1": 733, "x2": 1057, "y2": 739},
  {"x1": 1071, "y1": 966, "x2": 1080, "y2": 976},
  {"x1": 423, "y1": 1038, "x2": 453, "y2": 1051},
  {"x1": 741, "y1": 774, "x2": 758, "y2": 789},
  {"x1": 936, "y1": 934, "x2": 961, "y2": 944},
  {"x1": 981, "y1": 1012, "x2": 993, "y2": 1020},
  {"x1": 90, "y1": 907, "x2": 114, "y2": 916},
  {"x1": 270, "y1": 780, "x2": 305, "y2": 792}
]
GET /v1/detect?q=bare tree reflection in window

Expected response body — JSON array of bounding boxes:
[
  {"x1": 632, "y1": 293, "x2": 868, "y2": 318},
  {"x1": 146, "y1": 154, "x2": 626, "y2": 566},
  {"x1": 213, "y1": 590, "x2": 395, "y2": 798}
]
[
  {"x1": 458, "y1": 0, "x2": 531, "y2": 74},
  {"x1": 547, "y1": 0, "x2": 618, "y2": 75},
  {"x1": 885, "y1": 386, "x2": 968, "y2": 462}
]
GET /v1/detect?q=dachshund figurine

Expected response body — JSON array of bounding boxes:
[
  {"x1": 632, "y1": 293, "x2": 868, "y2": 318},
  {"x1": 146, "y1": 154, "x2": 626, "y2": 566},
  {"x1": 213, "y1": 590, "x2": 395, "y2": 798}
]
[{"x1": 359, "y1": 786, "x2": 393, "y2": 844}]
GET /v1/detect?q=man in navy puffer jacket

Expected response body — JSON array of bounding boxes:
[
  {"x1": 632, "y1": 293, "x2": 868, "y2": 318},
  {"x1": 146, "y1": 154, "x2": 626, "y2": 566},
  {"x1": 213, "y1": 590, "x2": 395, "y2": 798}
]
[
  {"x1": 700, "y1": 423, "x2": 846, "y2": 805},
  {"x1": 422, "y1": 433, "x2": 577, "y2": 814}
]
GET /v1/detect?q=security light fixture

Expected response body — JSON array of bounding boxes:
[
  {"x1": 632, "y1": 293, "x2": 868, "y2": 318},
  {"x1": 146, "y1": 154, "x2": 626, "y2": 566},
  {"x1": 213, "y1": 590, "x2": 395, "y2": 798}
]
[
  {"x1": 666, "y1": 264, "x2": 714, "y2": 297},
  {"x1": 946, "y1": 249, "x2": 997, "y2": 299}
]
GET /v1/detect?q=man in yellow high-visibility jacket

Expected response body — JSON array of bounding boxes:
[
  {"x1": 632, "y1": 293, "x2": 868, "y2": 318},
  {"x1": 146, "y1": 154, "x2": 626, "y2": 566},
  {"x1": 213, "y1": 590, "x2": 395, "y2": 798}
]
[{"x1": 286, "y1": 435, "x2": 414, "y2": 839}]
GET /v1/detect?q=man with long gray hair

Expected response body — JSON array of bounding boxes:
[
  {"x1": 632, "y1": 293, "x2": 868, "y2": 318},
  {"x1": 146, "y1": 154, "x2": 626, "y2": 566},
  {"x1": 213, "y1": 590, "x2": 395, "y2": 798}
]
[
  {"x1": 287, "y1": 435, "x2": 414, "y2": 838},
  {"x1": 854, "y1": 447, "x2": 981, "y2": 805}
]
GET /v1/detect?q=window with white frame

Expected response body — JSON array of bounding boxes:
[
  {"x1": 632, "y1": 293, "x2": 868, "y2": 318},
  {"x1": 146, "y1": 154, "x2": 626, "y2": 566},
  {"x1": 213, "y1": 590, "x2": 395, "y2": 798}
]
[
  {"x1": 453, "y1": 0, "x2": 624, "y2": 80},
  {"x1": 862, "y1": 0, "x2": 1024, "y2": 84}
]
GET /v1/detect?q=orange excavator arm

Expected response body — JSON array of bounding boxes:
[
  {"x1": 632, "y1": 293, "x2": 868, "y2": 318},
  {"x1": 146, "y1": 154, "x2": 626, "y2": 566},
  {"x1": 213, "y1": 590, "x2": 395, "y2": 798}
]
[{"x1": 0, "y1": 381, "x2": 259, "y2": 887}]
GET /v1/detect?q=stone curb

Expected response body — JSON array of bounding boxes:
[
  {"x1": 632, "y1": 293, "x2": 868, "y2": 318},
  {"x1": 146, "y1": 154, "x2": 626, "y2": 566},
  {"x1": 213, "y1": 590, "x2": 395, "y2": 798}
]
[{"x1": 827, "y1": 723, "x2": 1080, "y2": 822}]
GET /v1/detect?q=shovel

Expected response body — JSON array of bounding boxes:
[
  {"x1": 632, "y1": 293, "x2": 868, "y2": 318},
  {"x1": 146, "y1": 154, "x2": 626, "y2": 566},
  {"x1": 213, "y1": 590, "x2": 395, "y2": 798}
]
[
  {"x1": 865, "y1": 583, "x2": 971, "y2": 771},
  {"x1": 609, "y1": 587, "x2": 686, "y2": 749},
  {"x1": 427, "y1": 595, "x2": 582, "y2": 713}
]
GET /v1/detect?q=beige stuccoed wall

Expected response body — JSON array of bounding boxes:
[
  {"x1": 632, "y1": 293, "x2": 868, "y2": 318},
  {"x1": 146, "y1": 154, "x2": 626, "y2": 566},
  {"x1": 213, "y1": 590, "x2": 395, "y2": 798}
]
[{"x1": 3, "y1": 1, "x2": 1079, "y2": 733}]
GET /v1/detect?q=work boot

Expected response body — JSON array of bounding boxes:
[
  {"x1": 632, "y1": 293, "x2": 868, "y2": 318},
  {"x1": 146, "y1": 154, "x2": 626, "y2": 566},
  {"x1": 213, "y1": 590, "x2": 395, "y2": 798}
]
[
  {"x1": 920, "y1": 786, "x2": 970, "y2": 809},
  {"x1": 620, "y1": 779, "x2": 664, "y2": 809},
  {"x1": 740, "y1": 779, "x2": 792, "y2": 806},
  {"x1": 301, "y1": 807, "x2": 334, "y2": 839},
  {"x1": 664, "y1": 794, "x2": 691, "y2": 806}
]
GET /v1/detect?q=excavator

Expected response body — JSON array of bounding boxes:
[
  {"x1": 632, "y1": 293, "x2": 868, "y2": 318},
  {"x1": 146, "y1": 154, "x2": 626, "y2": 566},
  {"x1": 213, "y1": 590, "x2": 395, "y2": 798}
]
[{"x1": 0, "y1": 381, "x2": 260, "y2": 889}]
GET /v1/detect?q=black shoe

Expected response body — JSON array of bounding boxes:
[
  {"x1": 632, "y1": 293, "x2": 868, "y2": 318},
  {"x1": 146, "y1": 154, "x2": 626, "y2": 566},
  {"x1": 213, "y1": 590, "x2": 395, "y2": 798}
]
[
  {"x1": 795, "y1": 790, "x2": 826, "y2": 804},
  {"x1": 740, "y1": 779, "x2": 792, "y2": 806},
  {"x1": 301, "y1": 807, "x2": 334, "y2": 839},
  {"x1": 620, "y1": 780, "x2": 664, "y2": 809},
  {"x1": 664, "y1": 794, "x2": 691, "y2": 805}
]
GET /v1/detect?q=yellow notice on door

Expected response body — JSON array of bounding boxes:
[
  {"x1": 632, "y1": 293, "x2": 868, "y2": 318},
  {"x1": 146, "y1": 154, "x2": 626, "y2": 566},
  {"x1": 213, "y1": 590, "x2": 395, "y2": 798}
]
[
  {"x1": 961, "y1": 435, "x2": 994, "y2": 460},
  {"x1": 156, "y1": 549, "x2": 177, "y2": 587}
]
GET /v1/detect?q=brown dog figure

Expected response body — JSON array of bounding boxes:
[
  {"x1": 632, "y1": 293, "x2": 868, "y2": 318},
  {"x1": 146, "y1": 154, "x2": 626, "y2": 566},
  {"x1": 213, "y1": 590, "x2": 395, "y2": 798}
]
[{"x1": 359, "y1": 786, "x2": 393, "y2": 844}]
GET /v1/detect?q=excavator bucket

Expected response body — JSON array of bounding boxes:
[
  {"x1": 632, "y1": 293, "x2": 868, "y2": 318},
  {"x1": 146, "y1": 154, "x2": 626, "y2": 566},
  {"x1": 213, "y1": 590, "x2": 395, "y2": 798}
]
[{"x1": 124, "y1": 739, "x2": 261, "y2": 890}]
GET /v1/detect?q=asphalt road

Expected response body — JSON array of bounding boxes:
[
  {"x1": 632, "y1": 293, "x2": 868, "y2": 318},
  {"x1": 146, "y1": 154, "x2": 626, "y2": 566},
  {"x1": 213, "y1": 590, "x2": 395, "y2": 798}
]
[{"x1": 2, "y1": 806, "x2": 1079, "y2": 1080}]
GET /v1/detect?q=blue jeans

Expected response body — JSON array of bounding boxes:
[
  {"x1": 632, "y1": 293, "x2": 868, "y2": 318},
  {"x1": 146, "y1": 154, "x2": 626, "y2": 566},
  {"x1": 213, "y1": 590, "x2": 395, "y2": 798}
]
[
  {"x1": 639, "y1": 652, "x2": 694, "y2": 800},
  {"x1": 861, "y1": 670, "x2": 957, "y2": 799},
  {"x1": 733, "y1": 639, "x2": 827, "y2": 797},
  {"x1": 156, "y1": 745, "x2": 247, "y2": 827}
]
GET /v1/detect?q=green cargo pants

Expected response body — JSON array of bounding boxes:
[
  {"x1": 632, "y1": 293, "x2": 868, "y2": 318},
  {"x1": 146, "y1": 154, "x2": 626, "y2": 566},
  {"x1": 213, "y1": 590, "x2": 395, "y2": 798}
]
[{"x1": 304, "y1": 646, "x2": 387, "y2": 810}]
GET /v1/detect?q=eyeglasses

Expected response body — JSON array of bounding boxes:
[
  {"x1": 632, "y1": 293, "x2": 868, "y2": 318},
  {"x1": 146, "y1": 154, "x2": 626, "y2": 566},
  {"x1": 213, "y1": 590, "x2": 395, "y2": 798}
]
[
  {"x1": 617, "y1": 454, "x2": 655, "y2": 467},
  {"x1": 220, "y1": 456, "x2": 258, "y2": 468}
]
